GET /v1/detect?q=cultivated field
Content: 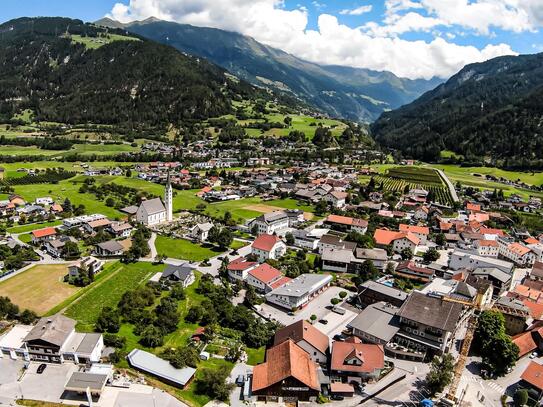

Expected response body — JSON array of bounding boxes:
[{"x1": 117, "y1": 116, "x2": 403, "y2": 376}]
[{"x1": 0, "y1": 264, "x2": 77, "y2": 315}]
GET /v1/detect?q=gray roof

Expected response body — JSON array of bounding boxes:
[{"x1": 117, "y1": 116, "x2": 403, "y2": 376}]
[
  {"x1": 267, "y1": 273, "x2": 333, "y2": 298},
  {"x1": 355, "y1": 248, "x2": 388, "y2": 262},
  {"x1": 454, "y1": 281, "x2": 477, "y2": 298},
  {"x1": 76, "y1": 333, "x2": 102, "y2": 354},
  {"x1": 24, "y1": 315, "x2": 75, "y2": 347},
  {"x1": 127, "y1": 349, "x2": 196, "y2": 386},
  {"x1": 96, "y1": 240, "x2": 124, "y2": 253},
  {"x1": 120, "y1": 205, "x2": 139, "y2": 215},
  {"x1": 472, "y1": 267, "x2": 511, "y2": 284},
  {"x1": 322, "y1": 247, "x2": 353, "y2": 263},
  {"x1": 358, "y1": 281, "x2": 408, "y2": 302},
  {"x1": 256, "y1": 211, "x2": 288, "y2": 224},
  {"x1": 348, "y1": 302, "x2": 400, "y2": 342},
  {"x1": 162, "y1": 264, "x2": 194, "y2": 282},
  {"x1": 398, "y1": 292, "x2": 463, "y2": 332},
  {"x1": 65, "y1": 372, "x2": 108, "y2": 393},
  {"x1": 140, "y1": 198, "x2": 166, "y2": 215}
]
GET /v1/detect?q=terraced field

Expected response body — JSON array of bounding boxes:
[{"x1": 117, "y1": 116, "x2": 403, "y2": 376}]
[{"x1": 376, "y1": 166, "x2": 455, "y2": 205}]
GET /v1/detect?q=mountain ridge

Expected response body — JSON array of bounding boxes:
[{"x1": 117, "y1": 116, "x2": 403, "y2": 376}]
[{"x1": 95, "y1": 17, "x2": 442, "y2": 122}]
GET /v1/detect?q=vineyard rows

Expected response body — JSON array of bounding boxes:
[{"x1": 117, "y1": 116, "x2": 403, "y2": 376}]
[{"x1": 374, "y1": 175, "x2": 454, "y2": 205}]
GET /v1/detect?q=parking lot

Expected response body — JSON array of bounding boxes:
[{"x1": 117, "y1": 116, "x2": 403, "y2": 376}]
[{"x1": 258, "y1": 286, "x2": 358, "y2": 327}]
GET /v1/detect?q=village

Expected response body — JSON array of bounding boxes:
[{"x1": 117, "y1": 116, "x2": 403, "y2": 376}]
[{"x1": 0, "y1": 157, "x2": 541, "y2": 407}]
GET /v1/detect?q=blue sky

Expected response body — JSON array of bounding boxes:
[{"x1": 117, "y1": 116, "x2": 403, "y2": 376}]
[{"x1": 1, "y1": 0, "x2": 542, "y2": 79}]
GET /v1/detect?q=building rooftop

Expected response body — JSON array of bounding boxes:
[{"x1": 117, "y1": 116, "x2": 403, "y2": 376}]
[
  {"x1": 65, "y1": 372, "x2": 108, "y2": 393},
  {"x1": 358, "y1": 281, "x2": 408, "y2": 302},
  {"x1": 140, "y1": 198, "x2": 166, "y2": 215},
  {"x1": 274, "y1": 320, "x2": 329, "y2": 355},
  {"x1": 24, "y1": 315, "x2": 76, "y2": 347},
  {"x1": 127, "y1": 349, "x2": 196, "y2": 387},
  {"x1": 348, "y1": 302, "x2": 400, "y2": 342},
  {"x1": 331, "y1": 339, "x2": 385, "y2": 373},
  {"x1": 0, "y1": 324, "x2": 33, "y2": 349},
  {"x1": 267, "y1": 273, "x2": 332, "y2": 298},
  {"x1": 398, "y1": 292, "x2": 463, "y2": 333}
]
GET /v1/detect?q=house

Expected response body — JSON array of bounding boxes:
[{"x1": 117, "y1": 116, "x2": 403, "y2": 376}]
[
  {"x1": 94, "y1": 240, "x2": 124, "y2": 257},
  {"x1": 266, "y1": 273, "x2": 332, "y2": 310},
  {"x1": 23, "y1": 315, "x2": 103, "y2": 364},
  {"x1": 247, "y1": 263, "x2": 289, "y2": 293},
  {"x1": 413, "y1": 206, "x2": 429, "y2": 221},
  {"x1": 399, "y1": 224, "x2": 429, "y2": 245},
  {"x1": 136, "y1": 198, "x2": 167, "y2": 226},
  {"x1": 330, "y1": 337, "x2": 385, "y2": 382},
  {"x1": 31, "y1": 227, "x2": 57, "y2": 244},
  {"x1": 519, "y1": 361, "x2": 543, "y2": 404},
  {"x1": 317, "y1": 234, "x2": 356, "y2": 255},
  {"x1": 251, "y1": 234, "x2": 287, "y2": 262},
  {"x1": 498, "y1": 240, "x2": 536, "y2": 266},
  {"x1": 354, "y1": 248, "x2": 388, "y2": 270},
  {"x1": 474, "y1": 239, "x2": 499, "y2": 257},
  {"x1": 68, "y1": 257, "x2": 104, "y2": 279},
  {"x1": 227, "y1": 257, "x2": 258, "y2": 282},
  {"x1": 44, "y1": 236, "x2": 78, "y2": 258},
  {"x1": 108, "y1": 222, "x2": 133, "y2": 238},
  {"x1": 395, "y1": 261, "x2": 435, "y2": 283},
  {"x1": 190, "y1": 222, "x2": 214, "y2": 242},
  {"x1": 449, "y1": 250, "x2": 514, "y2": 274},
  {"x1": 348, "y1": 302, "x2": 401, "y2": 345},
  {"x1": 321, "y1": 248, "x2": 354, "y2": 273},
  {"x1": 249, "y1": 211, "x2": 289, "y2": 235},
  {"x1": 324, "y1": 191, "x2": 348, "y2": 208},
  {"x1": 251, "y1": 340, "x2": 320, "y2": 402},
  {"x1": 127, "y1": 349, "x2": 196, "y2": 388},
  {"x1": 530, "y1": 261, "x2": 543, "y2": 281},
  {"x1": 83, "y1": 218, "x2": 112, "y2": 234},
  {"x1": 274, "y1": 320, "x2": 330, "y2": 364},
  {"x1": 493, "y1": 297, "x2": 530, "y2": 336},
  {"x1": 161, "y1": 264, "x2": 196, "y2": 288},
  {"x1": 291, "y1": 229, "x2": 320, "y2": 251},
  {"x1": 374, "y1": 229, "x2": 419, "y2": 254},
  {"x1": 358, "y1": 281, "x2": 408, "y2": 309},
  {"x1": 472, "y1": 267, "x2": 512, "y2": 297},
  {"x1": 392, "y1": 292, "x2": 464, "y2": 359},
  {"x1": 324, "y1": 214, "x2": 368, "y2": 234}
]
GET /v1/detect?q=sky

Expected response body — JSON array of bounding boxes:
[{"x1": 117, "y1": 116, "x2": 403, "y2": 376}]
[{"x1": 1, "y1": 0, "x2": 543, "y2": 80}]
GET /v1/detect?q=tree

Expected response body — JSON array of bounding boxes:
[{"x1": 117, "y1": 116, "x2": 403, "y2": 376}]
[
  {"x1": 62, "y1": 240, "x2": 81, "y2": 259},
  {"x1": 400, "y1": 247, "x2": 413, "y2": 260},
  {"x1": 195, "y1": 203, "x2": 206, "y2": 213},
  {"x1": 62, "y1": 197, "x2": 73, "y2": 212},
  {"x1": 207, "y1": 226, "x2": 220, "y2": 244},
  {"x1": 474, "y1": 310, "x2": 519, "y2": 375},
  {"x1": 359, "y1": 260, "x2": 379, "y2": 282},
  {"x1": 331, "y1": 298, "x2": 340, "y2": 305},
  {"x1": 435, "y1": 233, "x2": 446, "y2": 247},
  {"x1": 217, "y1": 228, "x2": 233, "y2": 249},
  {"x1": 385, "y1": 262, "x2": 395, "y2": 275},
  {"x1": 425, "y1": 353, "x2": 455, "y2": 395},
  {"x1": 285, "y1": 232, "x2": 295, "y2": 246},
  {"x1": 125, "y1": 168, "x2": 132, "y2": 177},
  {"x1": 513, "y1": 388, "x2": 529, "y2": 407},
  {"x1": 315, "y1": 200, "x2": 327, "y2": 216},
  {"x1": 194, "y1": 366, "x2": 234, "y2": 401},
  {"x1": 105, "y1": 197, "x2": 115, "y2": 207},
  {"x1": 169, "y1": 284, "x2": 186, "y2": 300},
  {"x1": 423, "y1": 247, "x2": 440, "y2": 263},
  {"x1": 346, "y1": 231, "x2": 374, "y2": 248},
  {"x1": 19, "y1": 309, "x2": 38, "y2": 324},
  {"x1": 244, "y1": 285, "x2": 259, "y2": 307},
  {"x1": 339, "y1": 291, "x2": 348, "y2": 299},
  {"x1": 310, "y1": 314, "x2": 317, "y2": 322},
  {"x1": 162, "y1": 346, "x2": 200, "y2": 369},
  {"x1": 95, "y1": 307, "x2": 120, "y2": 333},
  {"x1": 140, "y1": 325, "x2": 164, "y2": 348}
]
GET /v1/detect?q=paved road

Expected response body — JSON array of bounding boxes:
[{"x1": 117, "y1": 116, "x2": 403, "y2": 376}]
[{"x1": 437, "y1": 169, "x2": 459, "y2": 203}]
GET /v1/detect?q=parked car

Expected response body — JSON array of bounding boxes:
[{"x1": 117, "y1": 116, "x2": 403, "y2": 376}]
[
  {"x1": 332, "y1": 306, "x2": 346, "y2": 315},
  {"x1": 331, "y1": 395, "x2": 344, "y2": 401},
  {"x1": 530, "y1": 352, "x2": 538, "y2": 359},
  {"x1": 333, "y1": 334, "x2": 346, "y2": 341},
  {"x1": 37, "y1": 364, "x2": 47, "y2": 374},
  {"x1": 319, "y1": 319, "x2": 328, "y2": 325}
]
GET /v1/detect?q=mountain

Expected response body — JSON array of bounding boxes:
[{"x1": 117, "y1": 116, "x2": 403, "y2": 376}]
[
  {"x1": 371, "y1": 53, "x2": 543, "y2": 166},
  {"x1": 0, "y1": 17, "x2": 261, "y2": 129},
  {"x1": 95, "y1": 18, "x2": 441, "y2": 122}
]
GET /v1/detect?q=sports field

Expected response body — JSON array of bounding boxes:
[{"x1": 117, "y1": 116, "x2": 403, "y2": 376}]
[{"x1": 0, "y1": 264, "x2": 77, "y2": 315}]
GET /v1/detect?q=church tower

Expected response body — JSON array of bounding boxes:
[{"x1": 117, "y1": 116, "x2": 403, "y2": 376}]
[{"x1": 165, "y1": 171, "x2": 173, "y2": 222}]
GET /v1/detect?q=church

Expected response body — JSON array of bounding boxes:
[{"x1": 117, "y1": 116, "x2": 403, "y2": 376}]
[{"x1": 136, "y1": 175, "x2": 173, "y2": 226}]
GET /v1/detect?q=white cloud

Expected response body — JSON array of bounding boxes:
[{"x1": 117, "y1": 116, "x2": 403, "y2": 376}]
[
  {"x1": 339, "y1": 5, "x2": 373, "y2": 16},
  {"x1": 108, "y1": 0, "x2": 518, "y2": 80}
]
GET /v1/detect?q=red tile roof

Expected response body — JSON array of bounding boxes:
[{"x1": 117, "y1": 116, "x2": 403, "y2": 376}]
[
  {"x1": 269, "y1": 276, "x2": 292, "y2": 290},
  {"x1": 274, "y1": 320, "x2": 330, "y2": 355},
  {"x1": 248, "y1": 263, "x2": 282, "y2": 284},
  {"x1": 521, "y1": 361, "x2": 543, "y2": 390},
  {"x1": 374, "y1": 229, "x2": 420, "y2": 246},
  {"x1": 399, "y1": 224, "x2": 429, "y2": 235},
  {"x1": 252, "y1": 234, "x2": 282, "y2": 252},
  {"x1": 513, "y1": 331, "x2": 538, "y2": 357},
  {"x1": 252, "y1": 340, "x2": 320, "y2": 392},
  {"x1": 326, "y1": 214, "x2": 368, "y2": 228},
  {"x1": 466, "y1": 203, "x2": 481, "y2": 212},
  {"x1": 330, "y1": 341, "x2": 384, "y2": 373},
  {"x1": 227, "y1": 257, "x2": 258, "y2": 271},
  {"x1": 31, "y1": 227, "x2": 57, "y2": 238}
]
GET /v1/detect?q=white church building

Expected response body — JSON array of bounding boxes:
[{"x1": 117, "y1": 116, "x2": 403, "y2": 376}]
[{"x1": 136, "y1": 175, "x2": 173, "y2": 226}]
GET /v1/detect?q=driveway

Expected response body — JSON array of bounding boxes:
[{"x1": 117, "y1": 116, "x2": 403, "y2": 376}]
[{"x1": 196, "y1": 244, "x2": 252, "y2": 277}]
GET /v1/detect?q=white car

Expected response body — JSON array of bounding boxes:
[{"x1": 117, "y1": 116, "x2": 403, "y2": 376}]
[{"x1": 530, "y1": 352, "x2": 538, "y2": 359}]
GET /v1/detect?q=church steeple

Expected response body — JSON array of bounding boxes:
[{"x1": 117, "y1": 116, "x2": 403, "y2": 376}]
[{"x1": 165, "y1": 170, "x2": 173, "y2": 222}]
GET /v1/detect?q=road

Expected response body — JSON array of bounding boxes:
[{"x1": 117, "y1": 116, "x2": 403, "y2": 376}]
[{"x1": 437, "y1": 169, "x2": 459, "y2": 203}]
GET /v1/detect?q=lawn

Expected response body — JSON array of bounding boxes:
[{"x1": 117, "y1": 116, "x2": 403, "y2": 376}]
[
  {"x1": 265, "y1": 198, "x2": 315, "y2": 213},
  {"x1": 12, "y1": 178, "x2": 122, "y2": 219},
  {"x1": 64, "y1": 262, "x2": 162, "y2": 331},
  {"x1": 230, "y1": 239, "x2": 247, "y2": 250},
  {"x1": 18, "y1": 233, "x2": 31, "y2": 243},
  {"x1": 0, "y1": 264, "x2": 77, "y2": 315},
  {"x1": 246, "y1": 346, "x2": 266, "y2": 366},
  {"x1": 69, "y1": 33, "x2": 140, "y2": 49},
  {"x1": 155, "y1": 235, "x2": 224, "y2": 262},
  {"x1": 8, "y1": 220, "x2": 62, "y2": 234}
]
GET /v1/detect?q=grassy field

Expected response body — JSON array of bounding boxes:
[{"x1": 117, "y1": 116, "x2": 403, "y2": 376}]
[
  {"x1": 69, "y1": 33, "x2": 140, "y2": 49},
  {"x1": 65, "y1": 262, "x2": 162, "y2": 331},
  {"x1": 0, "y1": 264, "x2": 77, "y2": 315},
  {"x1": 155, "y1": 236, "x2": 224, "y2": 261},
  {"x1": 8, "y1": 220, "x2": 62, "y2": 234},
  {"x1": 246, "y1": 346, "x2": 266, "y2": 366}
]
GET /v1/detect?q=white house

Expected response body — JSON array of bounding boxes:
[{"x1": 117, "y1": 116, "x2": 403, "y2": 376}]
[
  {"x1": 273, "y1": 320, "x2": 329, "y2": 364},
  {"x1": 249, "y1": 211, "x2": 289, "y2": 235},
  {"x1": 474, "y1": 239, "x2": 499, "y2": 258},
  {"x1": 246, "y1": 263, "x2": 288, "y2": 293},
  {"x1": 399, "y1": 224, "x2": 429, "y2": 245},
  {"x1": 227, "y1": 257, "x2": 258, "y2": 282},
  {"x1": 324, "y1": 191, "x2": 348, "y2": 208},
  {"x1": 498, "y1": 240, "x2": 536, "y2": 266},
  {"x1": 251, "y1": 234, "x2": 287, "y2": 263},
  {"x1": 190, "y1": 223, "x2": 214, "y2": 242},
  {"x1": 266, "y1": 273, "x2": 332, "y2": 310}
]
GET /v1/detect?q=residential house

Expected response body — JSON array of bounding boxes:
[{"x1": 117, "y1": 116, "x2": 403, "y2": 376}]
[
  {"x1": 44, "y1": 236, "x2": 78, "y2": 258},
  {"x1": 161, "y1": 264, "x2": 196, "y2": 288},
  {"x1": 189, "y1": 223, "x2": 214, "y2": 242},
  {"x1": 374, "y1": 229, "x2": 419, "y2": 254},
  {"x1": 474, "y1": 239, "x2": 499, "y2": 257},
  {"x1": 449, "y1": 250, "x2": 514, "y2": 274},
  {"x1": 94, "y1": 240, "x2": 124, "y2": 257},
  {"x1": 274, "y1": 320, "x2": 329, "y2": 364},
  {"x1": 317, "y1": 234, "x2": 356, "y2": 255},
  {"x1": 251, "y1": 234, "x2": 287, "y2": 263},
  {"x1": 472, "y1": 267, "x2": 512, "y2": 297},
  {"x1": 251, "y1": 340, "x2": 320, "y2": 402},
  {"x1": 324, "y1": 214, "x2": 368, "y2": 234},
  {"x1": 108, "y1": 222, "x2": 133, "y2": 238},
  {"x1": 498, "y1": 240, "x2": 536, "y2": 266},
  {"x1": 68, "y1": 257, "x2": 104, "y2": 279},
  {"x1": 291, "y1": 229, "x2": 320, "y2": 251},
  {"x1": 324, "y1": 191, "x2": 348, "y2": 208},
  {"x1": 354, "y1": 248, "x2": 388, "y2": 270},
  {"x1": 493, "y1": 297, "x2": 531, "y2": 336},
  {"x1": 83, "y1": 218, "x2": 112, "y2": 234},
  {"x1": 330, "y1": 337, "x2": 385, "y2": 382},
  {"x1": 249, "y1": 211, "x2": 290, "y2": 236},
  {"x1": 227, "y1": 257, "x2": 258, "y2": 282},
  {"x1": 348, "y1": 302, "x2": 401, "y2": 345},
  {"x1": 519, "y1": 361, "x2": 543, "y2": 404},
  {"x1": 31, "y1": 227, "x2": 57, "y2": 244},
  {"x1": 247, "y1": 263, "x2": 289, "y2": 293},
  {"x1": 395, "y1": 261, "x2": 435, "y2": 283},
  {"x1": 399, "y1": 224, "x2": 429, "y2": 245},
  {"x1": 358, "y1": 281, "x2": 408, "y2": 309}
]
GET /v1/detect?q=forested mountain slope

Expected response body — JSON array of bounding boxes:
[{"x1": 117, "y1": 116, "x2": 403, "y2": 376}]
[{"x1": 371, "y1": 53, "x2": 543, "y2": 167}]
